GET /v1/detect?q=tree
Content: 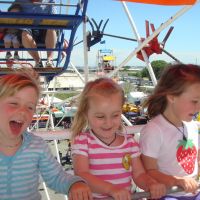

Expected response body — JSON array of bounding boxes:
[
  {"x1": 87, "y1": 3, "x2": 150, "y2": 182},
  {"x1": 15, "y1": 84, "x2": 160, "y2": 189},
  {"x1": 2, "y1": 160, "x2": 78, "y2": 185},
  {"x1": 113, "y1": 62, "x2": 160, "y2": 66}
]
[{"x1": 141, "y1": 60, "x2": 168, "y2": 80}]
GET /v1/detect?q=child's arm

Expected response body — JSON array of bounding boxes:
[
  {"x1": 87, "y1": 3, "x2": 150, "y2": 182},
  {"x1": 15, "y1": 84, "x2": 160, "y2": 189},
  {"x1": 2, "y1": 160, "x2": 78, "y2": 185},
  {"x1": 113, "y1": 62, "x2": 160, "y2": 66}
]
[
  {"x1": 141, "y1": 154, "x2": 199, "y2": 193},
  {"x1": 73, "y1": 154, "x2": 131, "y2": 200},
  {"x1": 39, "y1": 140, "x2": 92, "y2": 199},
  {"x1": 131, "y1": 156, "x2": 166, "y2": 199}
]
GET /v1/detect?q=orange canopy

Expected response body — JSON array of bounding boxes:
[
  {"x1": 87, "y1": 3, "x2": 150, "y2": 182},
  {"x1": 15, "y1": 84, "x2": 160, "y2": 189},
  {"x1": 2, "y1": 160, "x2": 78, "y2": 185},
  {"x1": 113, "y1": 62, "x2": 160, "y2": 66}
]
[{"x1": 117, "y1": 0, "x2": 196, "y2": 5}]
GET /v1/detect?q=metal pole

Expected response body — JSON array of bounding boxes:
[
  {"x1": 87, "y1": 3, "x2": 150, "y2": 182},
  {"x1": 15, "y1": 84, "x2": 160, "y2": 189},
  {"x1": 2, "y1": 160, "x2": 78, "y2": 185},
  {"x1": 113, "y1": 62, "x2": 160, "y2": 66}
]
[{"x1": 121, "y1": 1, "x2": 157, "y2": 85}]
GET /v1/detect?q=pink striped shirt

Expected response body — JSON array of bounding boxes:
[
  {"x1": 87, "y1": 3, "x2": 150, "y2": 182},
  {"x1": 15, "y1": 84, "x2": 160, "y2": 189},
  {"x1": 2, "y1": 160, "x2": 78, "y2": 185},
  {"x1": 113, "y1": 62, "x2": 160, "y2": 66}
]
[{"x1": 71, "y1": 131, "x2": 140, "y2": 199}]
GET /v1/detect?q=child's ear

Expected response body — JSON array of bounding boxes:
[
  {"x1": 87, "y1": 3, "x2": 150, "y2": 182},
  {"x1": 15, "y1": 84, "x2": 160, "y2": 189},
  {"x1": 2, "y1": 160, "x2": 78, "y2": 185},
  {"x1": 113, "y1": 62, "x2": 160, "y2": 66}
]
[{"x1": 166, "y1": 94, "x2": 175, "y2": 103}]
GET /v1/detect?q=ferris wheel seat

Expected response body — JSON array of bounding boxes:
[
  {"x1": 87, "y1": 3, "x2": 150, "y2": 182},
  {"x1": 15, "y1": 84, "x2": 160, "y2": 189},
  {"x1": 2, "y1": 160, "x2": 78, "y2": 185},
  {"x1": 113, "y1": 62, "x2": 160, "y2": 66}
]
[
  {"x1": 0, "y1": 12, "x2": 83, "y2": 30},
  {"x1": 0, "y1": 66, "x2": 62, "y2": 76},
  {"x1": 0, "y1": 0, "x2": 88, "y2": 79}
]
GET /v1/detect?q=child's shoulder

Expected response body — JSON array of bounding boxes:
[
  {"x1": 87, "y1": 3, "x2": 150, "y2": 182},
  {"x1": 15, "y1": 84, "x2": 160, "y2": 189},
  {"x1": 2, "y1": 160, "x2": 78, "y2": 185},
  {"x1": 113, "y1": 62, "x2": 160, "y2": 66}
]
[
  {"x1": 24, "y1": 131, "x2": 47, "y2": 146},
  {"x1": 142, "y1": 115, "x2": 166, "y2": 129},
  {"x1": 75, "y1": 131, "x2": 94, "y2": 140}
]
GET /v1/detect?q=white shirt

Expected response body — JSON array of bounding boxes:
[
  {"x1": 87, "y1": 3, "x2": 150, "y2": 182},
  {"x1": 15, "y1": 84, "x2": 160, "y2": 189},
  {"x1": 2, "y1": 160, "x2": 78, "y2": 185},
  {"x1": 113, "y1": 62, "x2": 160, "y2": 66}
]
[{"x1": 140, "y1": 114, "x2": 200, "y2": 177}]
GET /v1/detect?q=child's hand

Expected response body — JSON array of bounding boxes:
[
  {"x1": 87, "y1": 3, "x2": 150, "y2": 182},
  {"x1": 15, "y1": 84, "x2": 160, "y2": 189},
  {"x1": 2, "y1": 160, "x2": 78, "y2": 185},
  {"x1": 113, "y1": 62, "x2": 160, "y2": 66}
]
[
  {"x1": 148, "y1": 183, "x2": 166, "y2": 199},
  {"x1": 175, "y1": 177, "x2": 199, "y2": 194},
  {"x1": 68, "y1": 182, "x2": 93, "y2": 200},
  {"x1": 109, "y1": 186, "x2": 131, "y2": 200}
]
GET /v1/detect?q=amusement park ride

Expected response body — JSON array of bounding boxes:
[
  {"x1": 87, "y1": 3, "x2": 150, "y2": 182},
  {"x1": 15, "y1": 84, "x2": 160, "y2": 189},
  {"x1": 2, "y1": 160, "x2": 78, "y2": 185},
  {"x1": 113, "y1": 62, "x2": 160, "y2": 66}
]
[
  {"x1": 97, "y1": 48, "x2": 116, "y2": 73},
  {"x1": 0, "y1": 0, "x2": 199, "y2": 199},
  {"x1": 0, "y1": 0, "x2": 88, "y2": 80}
]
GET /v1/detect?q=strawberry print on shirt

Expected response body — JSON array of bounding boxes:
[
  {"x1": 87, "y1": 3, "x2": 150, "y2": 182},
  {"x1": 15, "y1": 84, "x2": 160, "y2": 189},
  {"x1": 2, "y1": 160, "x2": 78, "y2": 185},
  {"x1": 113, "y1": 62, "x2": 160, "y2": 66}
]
[{"x1": 176, "y1": 139, "x2": 197, "y2": 174}]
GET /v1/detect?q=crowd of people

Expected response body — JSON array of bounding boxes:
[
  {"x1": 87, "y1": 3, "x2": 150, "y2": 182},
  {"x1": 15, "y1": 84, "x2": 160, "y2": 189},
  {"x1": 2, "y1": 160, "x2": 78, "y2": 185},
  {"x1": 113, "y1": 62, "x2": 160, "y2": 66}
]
[
  {"x1": 0, "y1": 63, "x2": 200, "y2": 200},
  {"x1": 1, "y1": 0, "x2": 57, "y2": 68}
]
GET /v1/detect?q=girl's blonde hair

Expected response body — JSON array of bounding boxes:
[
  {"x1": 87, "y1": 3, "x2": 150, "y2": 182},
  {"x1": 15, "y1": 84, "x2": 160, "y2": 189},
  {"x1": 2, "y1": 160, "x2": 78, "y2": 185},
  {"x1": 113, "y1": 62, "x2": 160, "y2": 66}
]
[
  {"x1": 0, "y1": 68, "x2": 41, "y2": 100},
  {"x1": 144, "y1": 64, "x2": 200, "y2": 119},
  {"x1": 71, "y1": 78, "x2": 125, "y2": 138}
]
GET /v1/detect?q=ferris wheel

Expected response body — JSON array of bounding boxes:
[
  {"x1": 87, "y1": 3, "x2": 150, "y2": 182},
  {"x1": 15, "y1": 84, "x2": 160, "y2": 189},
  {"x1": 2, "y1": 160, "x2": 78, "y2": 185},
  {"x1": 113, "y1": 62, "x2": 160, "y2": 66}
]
[{"x1": 0, "y1": 0, "x2": 88, "y2": 81}]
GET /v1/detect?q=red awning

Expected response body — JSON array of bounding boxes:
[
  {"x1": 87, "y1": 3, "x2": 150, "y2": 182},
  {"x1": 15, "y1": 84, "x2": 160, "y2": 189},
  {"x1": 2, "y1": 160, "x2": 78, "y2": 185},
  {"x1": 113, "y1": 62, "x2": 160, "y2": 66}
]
[{"x1": 117, "y1": 0, "x2": 196, "y2": 5}]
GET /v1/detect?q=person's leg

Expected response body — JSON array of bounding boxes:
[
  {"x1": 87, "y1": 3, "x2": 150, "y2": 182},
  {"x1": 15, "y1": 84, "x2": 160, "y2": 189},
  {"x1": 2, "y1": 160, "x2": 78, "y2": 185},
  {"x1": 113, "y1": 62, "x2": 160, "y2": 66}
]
[
  {"x1": 21, "y1": 30, "x2": 42, "y2": 67},
  {"x1": 4, "y1": 34, "x2": 12, "y2": 48},
  {"x1": 45, "y1": 29, "x2": 57, "y2": 67},
  {"x1": 4, "y1": 34, "x2": 12, "y2": 60},
  {"x1": 4, "y1": 34, "x2": 12, "y2": 59},
  {"x1": 61, "y1": 39, "x2": 68, "y2": 60},
  {"x1": 12, "y1": 35, "x2": 20, "y2": 60},
  {"x1": 4, "y1": 34, "x2": 13, "y2": 67}
]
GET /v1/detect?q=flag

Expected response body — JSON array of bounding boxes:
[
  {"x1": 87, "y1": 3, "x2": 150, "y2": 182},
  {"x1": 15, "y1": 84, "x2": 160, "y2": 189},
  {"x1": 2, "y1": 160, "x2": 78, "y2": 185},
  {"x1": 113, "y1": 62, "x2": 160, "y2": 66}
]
[
  {"x1": 100, "y1": 40, "x2": 106, "y2": 44},
  {"x1": 116, "y1": 0, "x2": 196, "y2": 5}
]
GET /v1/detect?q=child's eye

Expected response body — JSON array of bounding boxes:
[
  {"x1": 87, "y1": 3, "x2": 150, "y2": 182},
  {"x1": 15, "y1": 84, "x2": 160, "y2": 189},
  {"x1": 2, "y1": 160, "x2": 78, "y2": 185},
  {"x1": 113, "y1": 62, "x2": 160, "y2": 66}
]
[
  {"x1": 27, "y1": 105, "x2": 35, "y2": 111},
  {"x1": 113, "y1": 113, "x2": 121, "y2": 118},
  {"x1": 10, "y1": 102, "x2": 18, "y2": 106},
  {"x1": 192, "y1": 100, "x2": 198, "y2": 104},
  {"x1": 28, "y1": 107, "x2": 34, "y2": 111},
  {"x1": 96, "y1": 116, "x2": 104, "y2": 119}
]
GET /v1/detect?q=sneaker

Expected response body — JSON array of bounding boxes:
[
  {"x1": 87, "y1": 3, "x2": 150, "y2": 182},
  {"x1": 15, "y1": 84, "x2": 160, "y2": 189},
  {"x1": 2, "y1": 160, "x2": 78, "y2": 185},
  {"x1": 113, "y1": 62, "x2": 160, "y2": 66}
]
[
  {"x1": 14, "y1": 53, "x2": 20, "y2": 60},
  {"x1": 35, "y1": 61, "x2": 43, "y2": 68},
  {"x1": 5, "y1": 52, "x2": 12, "y2": 60},
  {"x1": 45, "y1": 60, "x2": 54, "y2": 68}
]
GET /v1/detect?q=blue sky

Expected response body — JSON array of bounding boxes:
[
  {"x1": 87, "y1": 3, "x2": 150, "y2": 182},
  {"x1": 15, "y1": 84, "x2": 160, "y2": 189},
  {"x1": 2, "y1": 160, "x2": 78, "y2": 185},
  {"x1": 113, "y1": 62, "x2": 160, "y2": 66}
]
[
  {"x1": 71, "y1": 0, "x2": 200, "y2": 67},
  {"x1": 1, "y1": 0, "x2": 200, "y2": 67}
]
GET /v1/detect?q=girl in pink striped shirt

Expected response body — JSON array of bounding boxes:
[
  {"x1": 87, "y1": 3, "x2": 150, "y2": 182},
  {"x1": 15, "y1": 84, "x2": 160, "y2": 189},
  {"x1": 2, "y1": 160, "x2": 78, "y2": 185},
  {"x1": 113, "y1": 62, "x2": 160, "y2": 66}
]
[{"x1": 71, "y1": 78, "x2": 166, "y2": 200}]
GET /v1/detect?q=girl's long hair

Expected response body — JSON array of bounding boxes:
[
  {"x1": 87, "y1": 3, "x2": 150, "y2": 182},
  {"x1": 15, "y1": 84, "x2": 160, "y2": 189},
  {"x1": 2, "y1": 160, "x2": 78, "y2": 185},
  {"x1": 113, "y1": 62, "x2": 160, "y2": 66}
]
[{"x1": 143, "y1": 64, "x2": 200, "y2": 119}]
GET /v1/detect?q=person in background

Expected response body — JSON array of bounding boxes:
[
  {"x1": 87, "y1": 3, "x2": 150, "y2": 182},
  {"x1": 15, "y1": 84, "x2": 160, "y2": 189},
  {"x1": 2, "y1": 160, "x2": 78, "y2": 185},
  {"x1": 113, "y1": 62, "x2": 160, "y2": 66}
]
[
  {"x1": 0, "y1": 68, "x2": 92, "y2": 200},
  {"x1": 4, "y1": 4, "x2": 22, "y2": 61},
  {"x1": 139, "y1": 64, "x2": 200, "y2": 199},
  {"x1": 14, "y1": 0, "x2": 57, "y2": 68},
  {"x1": 71, "y1": 77, "x2": 166, "y2": 200}
]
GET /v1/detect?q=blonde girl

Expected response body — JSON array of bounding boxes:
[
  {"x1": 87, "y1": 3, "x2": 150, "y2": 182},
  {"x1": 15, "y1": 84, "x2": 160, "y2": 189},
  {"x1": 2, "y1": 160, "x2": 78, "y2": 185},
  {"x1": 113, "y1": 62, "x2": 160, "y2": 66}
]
[{"x1": 71, "y1": 77, "x2": 166, "y2": 200}]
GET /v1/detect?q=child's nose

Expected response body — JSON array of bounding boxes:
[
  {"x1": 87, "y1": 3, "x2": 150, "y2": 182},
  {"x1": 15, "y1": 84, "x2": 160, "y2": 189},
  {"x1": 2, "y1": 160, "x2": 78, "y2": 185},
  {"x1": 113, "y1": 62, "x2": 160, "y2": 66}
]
[
  {"x1": 104, "y1": 118, "x2": 112, "y2": 126},
  {"x1": 18, "y1": 107, "x2": 28, "y2": 115}
]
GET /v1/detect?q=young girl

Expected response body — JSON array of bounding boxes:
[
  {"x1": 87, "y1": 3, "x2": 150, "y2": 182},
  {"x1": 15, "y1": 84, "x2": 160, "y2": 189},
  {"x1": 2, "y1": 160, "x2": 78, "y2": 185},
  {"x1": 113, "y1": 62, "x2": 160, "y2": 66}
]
[
  {"x1": 71, "y1": 78, "x2": 166, "y2": 200},
  {"x1": 0, "y1": 68, "x2": 92, "y2": 200},
  {"x1": 139, "y1": 64, "x2": 200, "y2": 199}
]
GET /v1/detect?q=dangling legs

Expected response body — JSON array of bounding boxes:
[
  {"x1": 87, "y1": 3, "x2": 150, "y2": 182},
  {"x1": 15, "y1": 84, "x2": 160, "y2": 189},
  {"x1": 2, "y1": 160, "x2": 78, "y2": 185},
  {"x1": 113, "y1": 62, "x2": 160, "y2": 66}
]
[
  {"x1": 45, "y1": 29, "x2": 57, "y2": 67},
  {"x1": 4, "y1": 34, "x2": 12, "y2": 60},
  {"x1": 22, "y1": 30, "x2": 43, "y2": 67},
  {"x1": 12, "y1": 35, "x2": 20, "y2": 60}
]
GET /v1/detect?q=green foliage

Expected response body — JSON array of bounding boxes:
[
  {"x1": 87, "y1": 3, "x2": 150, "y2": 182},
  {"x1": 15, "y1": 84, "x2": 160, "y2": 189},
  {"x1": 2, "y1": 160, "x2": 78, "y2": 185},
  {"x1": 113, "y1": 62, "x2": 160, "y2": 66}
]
[
  {"x1": 55, "y1": 92, "x2": 78, "y2": 100},
  {"x1": 135, "y1": 71, "x2": 142, "y2": 78},
  {"x1": 123, "y1": 66, "x2": 131, "y2": 70},
  {"x1": 127, "y1": 72, "x2": 138, "y2": 76},
  {"x1": 141, "y1": 68, "x2": 149, "y2": 78},
  {"x1": 141, "y1": 60, "x2": 168, "y2": 79}
]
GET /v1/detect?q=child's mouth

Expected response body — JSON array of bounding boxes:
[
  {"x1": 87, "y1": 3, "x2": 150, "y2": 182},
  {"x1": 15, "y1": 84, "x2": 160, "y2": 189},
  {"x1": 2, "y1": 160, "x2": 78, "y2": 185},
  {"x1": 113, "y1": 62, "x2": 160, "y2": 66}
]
[{"x1": 9, "y1": 120, "x2": 23, "y2": 136}]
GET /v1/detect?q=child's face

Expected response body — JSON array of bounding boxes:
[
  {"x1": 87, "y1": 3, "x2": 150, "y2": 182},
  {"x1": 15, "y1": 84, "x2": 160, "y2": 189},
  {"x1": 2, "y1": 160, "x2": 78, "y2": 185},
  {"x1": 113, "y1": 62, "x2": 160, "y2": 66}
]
[
  {"x1": 0, "y1": 86, "x2": 38, "y2": 141},
  {"x1": 87, "y1": 92, "x2": 122, "y2": 139},
  {"x1": 169, "y1": 83, "x2": 200, "y2": 123}
]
